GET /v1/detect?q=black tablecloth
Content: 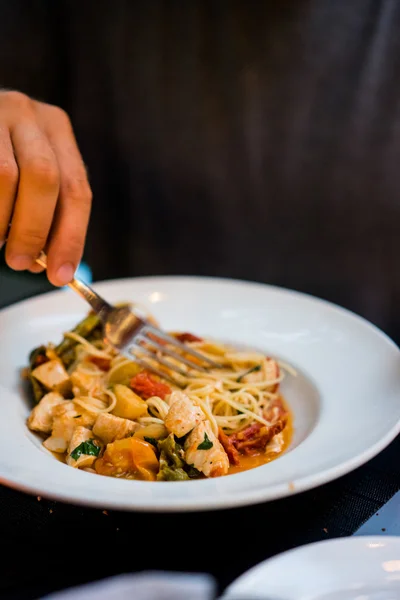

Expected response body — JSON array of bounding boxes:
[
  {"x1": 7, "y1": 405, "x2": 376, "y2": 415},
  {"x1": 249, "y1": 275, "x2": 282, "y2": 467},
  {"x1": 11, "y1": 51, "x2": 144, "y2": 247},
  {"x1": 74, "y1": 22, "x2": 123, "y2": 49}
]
[
  {"x1": 0, "y1": 269, "x2": 399, "y2": 599},
  {"x1": 0, "y1": 433, "x2": 397, "y2": 599}
]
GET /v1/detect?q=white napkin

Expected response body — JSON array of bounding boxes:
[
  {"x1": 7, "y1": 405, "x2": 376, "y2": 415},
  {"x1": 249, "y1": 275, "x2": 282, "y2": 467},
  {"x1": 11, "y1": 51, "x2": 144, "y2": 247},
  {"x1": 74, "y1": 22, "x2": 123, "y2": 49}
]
[{"x1": 42, "y1": 571, "x2": 216, "y2": 600}]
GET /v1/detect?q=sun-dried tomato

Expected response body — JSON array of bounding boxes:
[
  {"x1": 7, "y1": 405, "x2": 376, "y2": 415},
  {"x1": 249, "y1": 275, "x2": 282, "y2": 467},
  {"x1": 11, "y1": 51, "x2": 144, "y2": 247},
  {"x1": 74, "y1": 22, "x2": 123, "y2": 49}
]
[
  {"x1": 130, "y1": 371, "x2": 171, "y2": 400},
  {"x1": 175, "y1": 332, "x2": 203, "y2": 343},
  {"x1": 218, "y1": 428, "x2": 240, "y2": 465}
]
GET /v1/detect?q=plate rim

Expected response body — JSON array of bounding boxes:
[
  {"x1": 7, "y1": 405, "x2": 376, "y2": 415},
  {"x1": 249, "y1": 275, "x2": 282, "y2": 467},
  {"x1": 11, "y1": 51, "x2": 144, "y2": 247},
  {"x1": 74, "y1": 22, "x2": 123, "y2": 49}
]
[
  {"x1": 0, "y1": 275, "x2": 399, "y2": 512},
  {"x1": 223, "y1": 535, "x2": 400, "y2": 597},
  {"x1": 2, "y1": 272, "x2": 400, "y2": 348}
]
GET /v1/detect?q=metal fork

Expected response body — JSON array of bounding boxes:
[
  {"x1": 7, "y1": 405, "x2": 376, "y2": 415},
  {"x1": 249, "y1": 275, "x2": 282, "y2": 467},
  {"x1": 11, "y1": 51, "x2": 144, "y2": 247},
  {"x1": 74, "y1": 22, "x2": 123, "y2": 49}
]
[{"x1": 35, "y1": 252, "x2": 221, "y2": 386}]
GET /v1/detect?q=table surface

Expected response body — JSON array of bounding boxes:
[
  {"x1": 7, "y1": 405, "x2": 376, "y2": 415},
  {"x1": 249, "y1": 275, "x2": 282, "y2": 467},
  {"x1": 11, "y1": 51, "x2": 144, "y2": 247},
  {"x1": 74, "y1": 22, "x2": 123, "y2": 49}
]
[{"x1": 355, "y1": 490, "x2": 399, "y2": 536}]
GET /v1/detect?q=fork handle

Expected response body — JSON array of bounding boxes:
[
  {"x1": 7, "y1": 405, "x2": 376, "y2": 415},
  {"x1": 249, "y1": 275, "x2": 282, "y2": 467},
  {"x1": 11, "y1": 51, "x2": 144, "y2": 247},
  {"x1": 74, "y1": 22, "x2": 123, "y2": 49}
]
[{"x1": 36, "y1": 252, "x2": 112, "y2": 320}]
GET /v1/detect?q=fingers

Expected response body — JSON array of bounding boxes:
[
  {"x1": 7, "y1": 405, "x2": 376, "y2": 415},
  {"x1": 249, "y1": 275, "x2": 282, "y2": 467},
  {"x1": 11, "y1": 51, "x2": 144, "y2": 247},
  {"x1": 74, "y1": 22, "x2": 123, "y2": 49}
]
[
  {"x1": 0, "y1": 126, "x2": 18, "y2": 249},
  {"x1": 4, "y1": 96, "x2": 59, "y2": 271},
  {"x1": 29, "y1": 263, "x2": 45, "y2": 274},
  {"x1": 36, "y1": 104, "x2": 92, "y2": 286},
  {"x1": 0, "y1": 92, "x2": 91, "y2": 285}
]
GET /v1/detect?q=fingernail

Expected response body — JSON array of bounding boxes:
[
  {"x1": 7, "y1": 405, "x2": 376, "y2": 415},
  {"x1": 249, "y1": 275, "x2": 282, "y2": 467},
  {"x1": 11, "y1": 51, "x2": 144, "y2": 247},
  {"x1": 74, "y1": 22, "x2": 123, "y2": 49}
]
[
  {"x1": 8, "y1": 255, "x2": 34, "y2": 270},
  {"x1": 56, "y1": 263, "x2": 75, "y2": 286}
]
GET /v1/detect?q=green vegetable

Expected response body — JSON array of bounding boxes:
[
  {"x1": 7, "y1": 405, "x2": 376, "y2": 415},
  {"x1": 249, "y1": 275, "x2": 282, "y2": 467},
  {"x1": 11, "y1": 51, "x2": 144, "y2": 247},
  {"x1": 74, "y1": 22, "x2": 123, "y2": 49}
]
[
  {"x1": 157, "y1": 464, "x2": 189, "y2": 481},
  {"x1": 156, "y1": 434, "x2": 204, "y2": 480},
  {"x1": 70, "y1": 440, "x2": 101, "y2": 461},
  {"x1": 26, "y1": 314, "x2": 101, "y2": 402},
  {"x1": 237, "y1": 364, "x2": 261, "y2": 382},
  {"x1": 29, "y1": 374, "x2": 46, "y2": 404},
  {"x1": 144, "y1": 437, "x2": 158, "y2": 448},
  {"x1": 197, "y1": 432, "x2": 213, "y2": 450},
  {"x1": 29, "y1": 346, "x2": 48, "y2": 370},
  {"x1": 158, "y1": 434, "x2": 185, "y2": 468},
  {"x1": 27, "y1": 346, "x2": 48, "y2": 404},
  {"x1": 156, "y1": 434, "x2": 196, "y2": 481},
  {"x1": 58, "y1": 346, "x2": 77, "y2": 370},
  {"x1": 86, "y1": 327, "x2": 103, "y2": 344},
  {"x1": 55, "y1": 314, "x2": 101, "y2": 359}
]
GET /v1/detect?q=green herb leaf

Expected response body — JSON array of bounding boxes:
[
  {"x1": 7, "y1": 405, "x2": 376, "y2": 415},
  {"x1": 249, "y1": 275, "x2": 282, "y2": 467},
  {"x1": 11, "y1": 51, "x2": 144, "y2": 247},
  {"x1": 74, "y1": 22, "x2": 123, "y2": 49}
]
[
  {"x1": 237, "y1": 364, "x2": 262, "y2": 382},
  {"x1": 197, "y1": 432, "x2": 213, "y2": 450},
  {"x1": 70, "y1": 440, "x2": 100, "y2": 461},
  {"x1": 144, "y1": 437, "x2": 158, "y2": 448}
]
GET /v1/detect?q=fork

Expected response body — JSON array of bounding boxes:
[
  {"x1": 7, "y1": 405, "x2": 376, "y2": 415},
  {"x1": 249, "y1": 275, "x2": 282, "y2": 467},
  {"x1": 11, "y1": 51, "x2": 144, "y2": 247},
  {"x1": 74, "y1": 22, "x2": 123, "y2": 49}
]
[{"x1": 35, "y1": 252, "x2": 221, "y2": 386}]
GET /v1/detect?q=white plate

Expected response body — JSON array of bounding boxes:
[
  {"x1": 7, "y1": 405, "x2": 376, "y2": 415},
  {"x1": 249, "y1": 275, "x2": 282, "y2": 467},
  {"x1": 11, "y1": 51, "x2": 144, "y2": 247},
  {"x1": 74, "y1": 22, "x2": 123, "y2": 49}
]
[
  {"x1": 0, "y1": 276, "x2": 399, "y2": 512},
  {"x1": 223, "y1": 536, "x2": 400, "y2": 599}
]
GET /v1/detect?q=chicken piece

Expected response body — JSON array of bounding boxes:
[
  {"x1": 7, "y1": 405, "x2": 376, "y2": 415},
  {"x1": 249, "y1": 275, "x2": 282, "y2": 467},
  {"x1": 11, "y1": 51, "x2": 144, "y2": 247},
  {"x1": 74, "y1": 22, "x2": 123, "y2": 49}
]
[
  {"x1": 165, "y1": 391, "x2": 204, "y2": 438},
  {"x1": 264, "y1": 358, "x2": 280, "y2": 391},
  {"x1": 52, "y1": 401, "x2": 76, "y2": 418},
  {"x1": 70, "y1": 368, "x2": 104, "y2": 396},
  {"x1": 67, "y1": 426, "x2": 99, "y2": 468},
  {"x1": 241, "y1": 358, "x2": 280, "y2": 386},
  {"x1": 134, "y1": 422, "x2": 168, "y2": 440},
  {"x1": 265, "y1": 431, "x2": 285, "y2": 455},
  {"x1": 52, "y1": 399, "x2": 103, "y2": 429},
  {"x1": 184, "y1": 421, "x2": 229, "y2": 477},
  {"x1": 70, "y1": 404, "x2": 98, "y2": 428},
  {"x1": 93, "y1": 412, "x2": 138, "y2": 444},
  {"x1": 31, "y1": 359, "x2": 70, "y2": 392},
  {"x1": 43, "y1": 411, "x2": 80, "y2": 453},
  {"x1": 264, "y1": 397, "x2": 288, "y2": 423},
  {"x1": 27, "y1": 392, "x2": 65, "y2": 434}
]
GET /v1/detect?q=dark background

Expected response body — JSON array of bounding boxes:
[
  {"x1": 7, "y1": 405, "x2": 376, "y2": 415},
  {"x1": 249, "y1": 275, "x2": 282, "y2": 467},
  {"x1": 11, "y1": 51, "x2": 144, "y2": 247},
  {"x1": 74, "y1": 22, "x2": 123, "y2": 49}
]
[
  {"x1": 1, "y1": 0, "x2": 400, "y2": 341},
  {"x1": 0, "y1": 2, "x2": 399, "y2": 598}
]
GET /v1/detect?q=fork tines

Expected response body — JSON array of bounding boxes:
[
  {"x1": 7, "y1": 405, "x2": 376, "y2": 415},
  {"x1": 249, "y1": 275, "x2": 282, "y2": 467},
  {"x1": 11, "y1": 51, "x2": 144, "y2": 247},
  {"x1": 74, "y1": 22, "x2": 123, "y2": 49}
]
[{"x1": 128, "y1": 325, "x2": 222, "y2": 387}]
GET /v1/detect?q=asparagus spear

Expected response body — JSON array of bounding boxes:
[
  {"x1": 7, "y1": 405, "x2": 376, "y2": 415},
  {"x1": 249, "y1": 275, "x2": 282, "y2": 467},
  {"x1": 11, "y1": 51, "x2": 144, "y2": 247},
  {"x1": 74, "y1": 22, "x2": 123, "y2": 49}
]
[{"x1": 55, "y1": 313, "x2": 101, "y2": 358}]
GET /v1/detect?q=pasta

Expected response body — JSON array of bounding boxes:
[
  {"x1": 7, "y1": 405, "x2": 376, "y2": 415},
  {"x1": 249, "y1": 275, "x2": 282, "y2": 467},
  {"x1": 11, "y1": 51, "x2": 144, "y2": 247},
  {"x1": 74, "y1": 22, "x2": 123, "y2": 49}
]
[{"x1": 25, "y1": 310, "x2": 293, "y2": 481}]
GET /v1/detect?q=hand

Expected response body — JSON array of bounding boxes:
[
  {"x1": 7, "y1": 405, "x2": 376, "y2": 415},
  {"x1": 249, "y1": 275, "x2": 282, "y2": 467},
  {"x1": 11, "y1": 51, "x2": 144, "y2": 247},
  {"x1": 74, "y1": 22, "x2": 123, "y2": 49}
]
[{"x1": 0, "y1": 90, "x2": 92, "y2": 286}]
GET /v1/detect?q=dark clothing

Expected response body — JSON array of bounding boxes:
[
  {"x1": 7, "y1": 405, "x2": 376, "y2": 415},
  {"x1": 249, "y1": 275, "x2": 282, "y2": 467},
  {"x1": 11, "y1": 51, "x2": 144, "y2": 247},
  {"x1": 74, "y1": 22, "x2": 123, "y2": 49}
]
[
  {"x1": 0, "y1": 5, "x2": 400, "y2": 599},
  {"x1": 1, "y1": 1, "x2": 400, "y2": 341}
]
